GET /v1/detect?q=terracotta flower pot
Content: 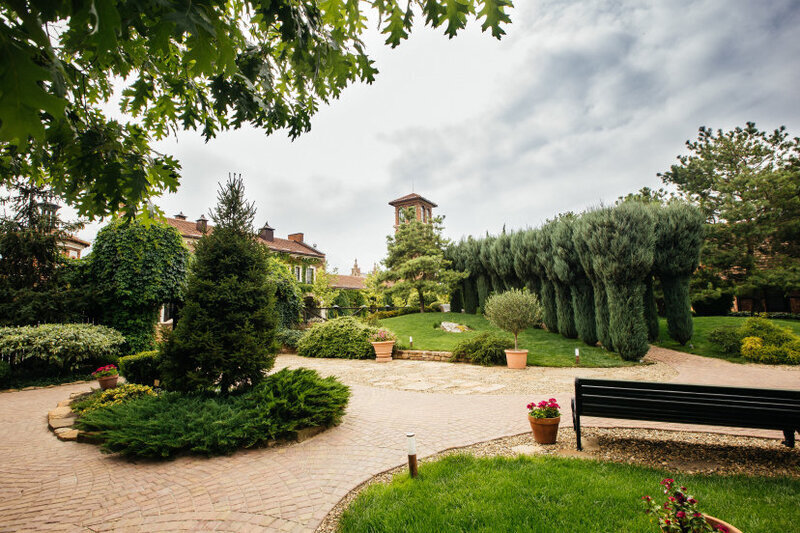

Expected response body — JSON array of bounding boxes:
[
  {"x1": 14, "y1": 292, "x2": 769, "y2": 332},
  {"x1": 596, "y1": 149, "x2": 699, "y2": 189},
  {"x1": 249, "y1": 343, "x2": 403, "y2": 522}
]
[
  {"x1": 704, "y1": 514, "x2": 742, "y2": 533},
  {"x1": 504, "y1": 349, "x2": 528, "y2": 369},
  {"x1": 372, "y1": 340, "x2": 395, "y2": 362},
  {"x1": 97, "y1": 375, "x2": 118, "y2": 390},
  {"x1": 528, "y1": 415, "x2": 560, "y2": 444}
]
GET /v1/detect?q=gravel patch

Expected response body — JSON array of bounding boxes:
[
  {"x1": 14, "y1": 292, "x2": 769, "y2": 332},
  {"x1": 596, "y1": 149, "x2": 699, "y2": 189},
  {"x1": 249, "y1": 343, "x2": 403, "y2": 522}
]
[{"x1": 316, "y1": 427, "x2": 799, "y2": 532}]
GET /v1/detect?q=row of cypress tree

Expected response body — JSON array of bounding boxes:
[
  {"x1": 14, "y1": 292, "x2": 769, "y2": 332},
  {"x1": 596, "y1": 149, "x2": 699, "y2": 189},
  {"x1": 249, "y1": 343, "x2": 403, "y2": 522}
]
[{"x1": 446, "y1": 201, "x2": 705, "y2": 361}]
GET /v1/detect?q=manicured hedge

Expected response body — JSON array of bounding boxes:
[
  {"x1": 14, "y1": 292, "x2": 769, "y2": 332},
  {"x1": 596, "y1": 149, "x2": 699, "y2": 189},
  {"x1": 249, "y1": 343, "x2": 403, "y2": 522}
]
[
  {"x1": 298, "y1": 317, "x2": 382, "y2": 359},
  {"x1": 452, "y1": 332, "x2": 513, "y2": 366},
  {"x1": 118, "y1": 350, "x2": 161, "y2": 386},
  {"x1": 76, "y1": 368, "x2": 350, "y2": 458},
  {"x1": 0, "y1": 323, "x2": 124, "y2": 374}
]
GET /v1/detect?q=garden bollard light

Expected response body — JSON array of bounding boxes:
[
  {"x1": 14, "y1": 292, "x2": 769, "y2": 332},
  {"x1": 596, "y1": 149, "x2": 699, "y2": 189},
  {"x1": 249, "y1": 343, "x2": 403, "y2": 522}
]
[
  {"x1": 407, "y1": 432, "x2": 418, "y2": 478},
  {"x1": 409, "y1": 336, "x2": 413, "y2": 348},
  {"x1": 575, "y1": 348, "x2": 580, "y2": 366}
]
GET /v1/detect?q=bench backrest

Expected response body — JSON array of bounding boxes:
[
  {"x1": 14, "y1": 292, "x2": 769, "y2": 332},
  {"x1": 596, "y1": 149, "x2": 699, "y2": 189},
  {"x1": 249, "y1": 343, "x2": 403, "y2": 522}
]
[{"x1": 574, "y1": 378, "x2": 800, "y2": 430}]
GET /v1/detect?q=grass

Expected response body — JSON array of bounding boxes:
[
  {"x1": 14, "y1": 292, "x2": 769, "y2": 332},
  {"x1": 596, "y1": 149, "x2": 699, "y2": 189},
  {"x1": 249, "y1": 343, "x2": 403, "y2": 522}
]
[
  {"x1": 655, "y1": 316, "x2": 800, "y2": 363},
  {"x1": 379, "y1": 312, "x2": 635, "y2": 367},
  {"x1": 338, "y1": 454, "x2": 800, "y2": 533}
]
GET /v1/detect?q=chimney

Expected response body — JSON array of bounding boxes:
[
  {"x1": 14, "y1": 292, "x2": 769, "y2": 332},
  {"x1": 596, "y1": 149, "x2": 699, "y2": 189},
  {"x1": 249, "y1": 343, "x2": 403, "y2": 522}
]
[
  {"x1": 288, "y1": 233, "x2": 304, "y2": 243},
  {"x1": 259, "y1": 222, "x2": 274, "y2": 242},
  {"x1": 175, "y1": 212, "x2": 187, "y2": 220},
  {"x1": 351, "y1": 259, "x2": 362, "y2": 277},
  {"x1": 195, "y1": 214, "x2": 208, "y2": 233}
]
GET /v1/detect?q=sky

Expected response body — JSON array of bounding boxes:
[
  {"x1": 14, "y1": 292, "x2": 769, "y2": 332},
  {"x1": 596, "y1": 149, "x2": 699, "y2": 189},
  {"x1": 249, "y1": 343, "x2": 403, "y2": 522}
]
[{"x1": 68, "y1": 0, "x2": 800, "y2": 273}]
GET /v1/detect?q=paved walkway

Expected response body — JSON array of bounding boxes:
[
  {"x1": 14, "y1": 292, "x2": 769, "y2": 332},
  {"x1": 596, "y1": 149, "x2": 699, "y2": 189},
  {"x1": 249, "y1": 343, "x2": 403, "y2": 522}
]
[{"x1": 0, "y1": 348, "x2": 797, "y2": 532}]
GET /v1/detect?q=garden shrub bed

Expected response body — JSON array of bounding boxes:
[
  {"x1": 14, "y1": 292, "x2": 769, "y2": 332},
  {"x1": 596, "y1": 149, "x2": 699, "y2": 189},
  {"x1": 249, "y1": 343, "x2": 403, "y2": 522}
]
[
  {"x1": 706, "y1": 317, "x2": 800, "y2": 364},
  {"x1": 75, "y1": 368, "x2": 349, "y2": 459},
  {"x1": 297, "y1": 317, "x2": 384, "y2": 359},
  {"x1": 118, "y1": 350, "x2": 161, "y2": 385},
  {"x1": 451, "y1": 331, "x2": 513, "y2": 365}
]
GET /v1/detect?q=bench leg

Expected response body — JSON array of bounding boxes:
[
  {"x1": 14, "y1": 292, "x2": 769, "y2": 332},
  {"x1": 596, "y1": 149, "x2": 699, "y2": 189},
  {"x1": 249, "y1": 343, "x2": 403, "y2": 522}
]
[
  {"x1": 572, "y1": 397, "x2": 582, "y2": 451},
  {"x1": 782, "y1": 429, "x2": 796, "y2": 448}
]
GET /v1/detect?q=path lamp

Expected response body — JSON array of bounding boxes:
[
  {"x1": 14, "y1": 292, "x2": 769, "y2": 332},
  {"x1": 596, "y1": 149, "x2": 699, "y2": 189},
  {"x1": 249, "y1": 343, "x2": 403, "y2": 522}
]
[
  {"x1": 407, "y1": 432, "x2": 418, "y2": 478},
  {"x1": 575, "y1": 348, "x2": 580, "y2": 366}
]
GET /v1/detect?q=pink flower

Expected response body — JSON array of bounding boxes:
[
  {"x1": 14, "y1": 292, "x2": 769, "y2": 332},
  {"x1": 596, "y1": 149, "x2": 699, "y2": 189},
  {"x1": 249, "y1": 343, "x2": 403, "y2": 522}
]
[{"x1": 676, "y1": 511, "x2": 685, "y2": 519}]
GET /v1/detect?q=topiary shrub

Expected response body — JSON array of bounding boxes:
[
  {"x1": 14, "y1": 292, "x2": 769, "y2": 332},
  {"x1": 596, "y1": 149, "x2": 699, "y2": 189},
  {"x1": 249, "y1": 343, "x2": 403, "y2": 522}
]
[
  {"x1": 483, "y1": 289, "x2": 542, "y2": 350},
  {"x1": 0, "y1": 323, "x2": 125, "y2": 375},
  {"x1": 708, "y1": 325, "x2": 743, "y2": 355},
  {"x1": 75, "y1": 368, "x2": 350, "y2": 459},
  {"x1": 297, "y1": 317, "x2": 378, "y2": 359},
  {"x1": 740, "y1": 337, "x2": 800, "y2": 364},
  {"x1": 737, "y1": 317, "x2": 795, "y2": 347},
  {"x1": 71, "y1": 384, "x2": 158, "y2": 415},
  {"x1": 452, "y1": 331, "x2": 513, "y2": 365},
  {"x1": 118, "y1": 351, "x2": 161, "y2": 386}
]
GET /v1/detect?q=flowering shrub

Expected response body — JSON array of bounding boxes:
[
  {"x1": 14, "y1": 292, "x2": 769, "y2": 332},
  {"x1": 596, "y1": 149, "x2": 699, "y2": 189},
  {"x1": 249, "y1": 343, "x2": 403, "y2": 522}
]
[
  {"x1": 527, "y1": 398, "x2": 560, "y2": 418},
  {"x1": 92, "y1": 364, "x2": 118, "y2": 378},
  {"x1": 642, "y1": 479, "x2": 728, "y2": 532},
  {"x1": 368, "y1": 328, "x2": 397, "y2": 343},
  {"x1": 71, "y1": 384, "x2": 158, "y2": 416}
]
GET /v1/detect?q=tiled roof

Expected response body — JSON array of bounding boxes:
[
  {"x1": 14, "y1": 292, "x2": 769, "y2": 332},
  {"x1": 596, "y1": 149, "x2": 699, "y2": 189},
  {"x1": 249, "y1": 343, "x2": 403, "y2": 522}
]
[
  {"x1": 164, "y1": 217, "x2": 325, "y2": 259},
  {"x1": 61, "y1": 234, "x2": 91, "y2": 248},
  {"x1": 388, "y1": 192, "x2": 438, "y2": 207},
  {"x1": 331, "y1": 274, "x2": 366, "y2": 290}
]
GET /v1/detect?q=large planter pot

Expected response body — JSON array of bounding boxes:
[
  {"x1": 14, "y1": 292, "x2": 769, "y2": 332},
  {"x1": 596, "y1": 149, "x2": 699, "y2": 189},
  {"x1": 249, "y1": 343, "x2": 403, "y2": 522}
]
[
  {"x1": 704, "y1": 514, "x2": 742, "y2": 533},
  {"x1": 504, "y1": 349, "x2": 528, "y2": 369},
  {"x1": 372, "y1": 340, "x2": 395, "y2": 363},
  {"x1": 528, "y1": 415, "x2": 560, "y2": 444},
  {"x1": 97, "y1": 375, "x2": 118, "y2": 390}
]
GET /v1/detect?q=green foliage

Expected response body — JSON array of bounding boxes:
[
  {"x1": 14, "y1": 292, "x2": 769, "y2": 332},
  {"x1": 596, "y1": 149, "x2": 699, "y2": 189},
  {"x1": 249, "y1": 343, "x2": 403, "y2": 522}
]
[
  {"x1": 740, "y1": 337, "x2": 800, "y2": 364},
  {"x1": 160, "y1": 177, "x2": 278, "y2": 393},
  {"x1": 266, "y1": 258, "x2": 304, "y2": 329},
  {"x1": 0, "y1": 1, "x2": 513, "y2": 220},
  {"x1": 366, "y1": 307, "x2": 419, "y2": 321},
  {"x1": 0, "y1": 360, "x2": 10, "y2": 382},
  {"x1": 643, "y1": 276, "x2": 660, "y2": 342},
  {"x1": 660, "y1": 123, "x2": 800, "y2": 304},
  {"x1": 71, "y1": 384, "x2": 158, "y2": 416},
  {"x1": 118, "y1": 351, "x2": 161, "y2": 386},
  {"x1": 276, "y1": 329, "x2": 304, "y2": 350},
  {"x1": 484, "y1": 289, "x2": 542, "y2": 349},
  {"x1": 463, "y1": 277, "x2": 480, "y2": 314},
  {"x1": 0, "y1": 323, "x2": 124, "y2": 374},
  {"x1": 574, "y1": 211, "x2": 612, "y2": 350},
  {"x1": 297, "y1": 317, "x2": 378, "y2": 359},
  {"x1": 690, "y1": 266, "x2": 736, "y2": 316},
  {"x1": 511, "y1": 229, "x2": 541, "y2": 294},
  {"x1": 89, "y1": 218, "x2": 188, "y2": 353},
  {"x1": 737, "y1": 317, "x2": 796, "y2": 347},
  {"x1": 381, "y1": 208, "x2": 466, "y2": 312},
  {"x1": 452, "y1": 331, "x2": 513, "y2": 366},
  {"x1": 707, "y1": 317, "x2": 799, "y2": 364},
  {"x1": 707, "y1": 326, "x2": 744, "y2": 355},
  {"x1": 75, "y1": 368, "x2": 350, "y2": 459},
  {"x1": 530, "y1": 229, "x2": 558, "y2": 333},
  {"x1": 490, "y1": 232, "x2": 518, "y2": 289}
]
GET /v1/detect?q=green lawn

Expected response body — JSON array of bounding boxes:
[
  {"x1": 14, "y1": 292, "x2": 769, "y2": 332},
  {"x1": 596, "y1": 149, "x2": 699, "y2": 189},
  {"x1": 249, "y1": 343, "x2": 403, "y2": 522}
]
[
  {"x1": 379, "y1": 312, "x2": 634, "y2": 367},
  {"x1": 655, "y1": 316, "x2": 800, "y2": 363},
  {"x1": 338, "y1": 454, "x2": 799, "y2": 533}
]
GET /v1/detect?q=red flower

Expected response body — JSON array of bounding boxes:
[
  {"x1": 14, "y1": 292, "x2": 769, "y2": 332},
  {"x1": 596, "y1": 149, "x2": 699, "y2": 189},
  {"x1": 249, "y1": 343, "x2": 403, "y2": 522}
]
[{"x1": 676, "y1": 511, "x2": 686, "y2": 519}]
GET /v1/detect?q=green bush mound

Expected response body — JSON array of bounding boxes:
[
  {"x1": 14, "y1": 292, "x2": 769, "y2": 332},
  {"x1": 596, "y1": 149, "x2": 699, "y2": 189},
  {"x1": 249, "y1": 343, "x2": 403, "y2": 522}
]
[
  {"x1": 0, "y1": 323, "x2": 124, "y2": 377},
  {"x1": 75, "y1": 368, "x2": 349, "y2": 458},
  {"x1": 71, "y1": 384, "x2": 158, "y2": 415},
  {"x1": 298, "y1": 317, "x2": 382, "y2": 359},
  {"x1": 366, "y1": 307, "x2": 418, "y2": 321},
  {"x1": 118, "y1": 350, "x2": 161, "y2": 385},
  {"x1": 708, "y1": 317, "x2": 800, "y2": 364},
  {"x1": 276, "y1": 329, "x2": 304, "y2": 350},
  {"x1": 452, "y1": 331, "x2": 513, "y2": 366}
]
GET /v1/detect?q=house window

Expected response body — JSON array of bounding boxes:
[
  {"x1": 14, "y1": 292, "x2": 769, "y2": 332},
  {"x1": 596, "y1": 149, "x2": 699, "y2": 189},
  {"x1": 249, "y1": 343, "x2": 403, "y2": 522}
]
[
  {"x1": 306, "y1": 266, "x2": 315, "y2": 284},
  {"x1": 294, "y1": 265, "x2": 302, "y2": 282}
]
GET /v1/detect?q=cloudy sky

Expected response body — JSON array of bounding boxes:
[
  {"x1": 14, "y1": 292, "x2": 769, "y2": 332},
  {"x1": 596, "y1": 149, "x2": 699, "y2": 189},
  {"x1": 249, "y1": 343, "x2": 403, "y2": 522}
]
[{"x1": 72, "y1": 0, "x2": 800, "y2": 273}]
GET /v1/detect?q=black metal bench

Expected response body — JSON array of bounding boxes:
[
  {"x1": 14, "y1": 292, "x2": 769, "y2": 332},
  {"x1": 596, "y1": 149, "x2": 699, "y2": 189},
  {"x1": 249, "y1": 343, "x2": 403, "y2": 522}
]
[{"x1": 571, "y1": 378, "x2": 800, "y2": 450}]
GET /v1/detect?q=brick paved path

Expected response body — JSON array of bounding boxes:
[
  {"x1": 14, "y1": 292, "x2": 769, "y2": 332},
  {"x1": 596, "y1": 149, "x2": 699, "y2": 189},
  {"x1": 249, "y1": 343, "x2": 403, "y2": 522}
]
[{"x1": 0, "y1": 348, "x2": 797, "y2": 532}]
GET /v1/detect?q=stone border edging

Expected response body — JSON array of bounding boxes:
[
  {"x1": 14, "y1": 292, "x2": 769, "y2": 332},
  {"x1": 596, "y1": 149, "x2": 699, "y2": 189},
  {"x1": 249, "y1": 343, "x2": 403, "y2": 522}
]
[
  {"x1": 394, "y1": 350, "x2": 465, "y2": 363},
  {"x1": 1, "y1": 379, "x2": 92, "y2": 394}
]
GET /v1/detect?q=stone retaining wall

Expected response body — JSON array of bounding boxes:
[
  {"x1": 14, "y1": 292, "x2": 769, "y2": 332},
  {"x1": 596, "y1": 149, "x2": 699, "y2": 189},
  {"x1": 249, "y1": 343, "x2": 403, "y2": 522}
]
[{"x1": 394, "y1": 350, "x2": 465, "y2": 363}]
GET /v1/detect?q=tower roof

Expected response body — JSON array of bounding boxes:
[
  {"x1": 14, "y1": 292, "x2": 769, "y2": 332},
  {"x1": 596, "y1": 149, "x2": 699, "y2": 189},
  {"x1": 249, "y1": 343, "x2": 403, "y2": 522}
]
[{"x1": 388, "y1": 192, "x2": 438, "y2": 208}]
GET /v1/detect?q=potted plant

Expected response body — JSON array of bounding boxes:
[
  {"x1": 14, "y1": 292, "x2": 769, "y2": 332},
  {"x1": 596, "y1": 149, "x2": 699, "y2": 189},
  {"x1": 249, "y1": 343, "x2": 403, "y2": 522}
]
[
  {"x1": 642, "y1": 478, "x2": 740, "y2": 532},
  {"x1": 527, "y1": 398, "x2": 561, "y2": 444},
  {"x1": 369, "y1": 328, "x2": 397, "y2": 363},
  {"x1": 92, "y1": 364, "x2": 119, "y2": 390},
  {"x1": 483, "y1": 289, "x2": 542, "y2": 369}
]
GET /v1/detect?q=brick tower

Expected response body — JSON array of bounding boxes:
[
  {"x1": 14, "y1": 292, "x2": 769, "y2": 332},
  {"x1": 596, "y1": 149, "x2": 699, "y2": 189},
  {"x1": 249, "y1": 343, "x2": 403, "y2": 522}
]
[{"x1": 389, "y1": 193, "x2": 437, "y2": 231}]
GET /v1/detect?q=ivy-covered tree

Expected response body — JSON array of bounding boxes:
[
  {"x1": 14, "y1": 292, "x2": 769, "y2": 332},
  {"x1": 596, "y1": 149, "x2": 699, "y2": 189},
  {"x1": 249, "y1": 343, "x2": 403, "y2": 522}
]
[
  {"x1": 160, "y1": 176, "x2": 278, "y2": 393},
  {"x1": 653, "y1": 202, "x2": 705, "y2": 344},
  {"x1": 0, "y1": 1, "x2": 513, "y2": 220},
  {"x1": 381, "y1": 208, "x2": 466, "y2": 313},
  {"x1": 89, "y1": 218, "x2": 188, "y2": 353},
  {"x1": 267, "y1": 257, "x2": 304, "y2": 329}
]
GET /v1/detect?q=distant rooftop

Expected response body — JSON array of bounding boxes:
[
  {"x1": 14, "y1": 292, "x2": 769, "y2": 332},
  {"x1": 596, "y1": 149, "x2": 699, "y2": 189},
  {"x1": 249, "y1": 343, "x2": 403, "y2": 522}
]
[{"x1": 388, "y1": 192, "x2": 438, "y2": 208}]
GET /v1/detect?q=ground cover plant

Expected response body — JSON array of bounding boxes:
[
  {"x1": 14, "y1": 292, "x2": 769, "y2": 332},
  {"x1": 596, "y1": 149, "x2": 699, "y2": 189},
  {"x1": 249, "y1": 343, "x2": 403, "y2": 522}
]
[
  {"x1": 76, "y1": 368, "x2": 349, "y2": 459},
  {"x1": 655, "y1": 316, "x2": 800, "y2": 364},
  {"x1": 70, "y1": 384, "x2": 158, "y2": 416},
  {"x1": 338, "y1": 455, "x2": 799, "y2": 533},
  {"x1": 380, "y1": 312, "x2": 634, "y2": 367}
]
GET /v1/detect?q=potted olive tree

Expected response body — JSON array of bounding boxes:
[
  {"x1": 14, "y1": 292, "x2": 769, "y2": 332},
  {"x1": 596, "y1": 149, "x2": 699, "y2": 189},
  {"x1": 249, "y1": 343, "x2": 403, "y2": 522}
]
[{"x1": 483, "y1": 289, "x2": 542, "y2": 369}]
